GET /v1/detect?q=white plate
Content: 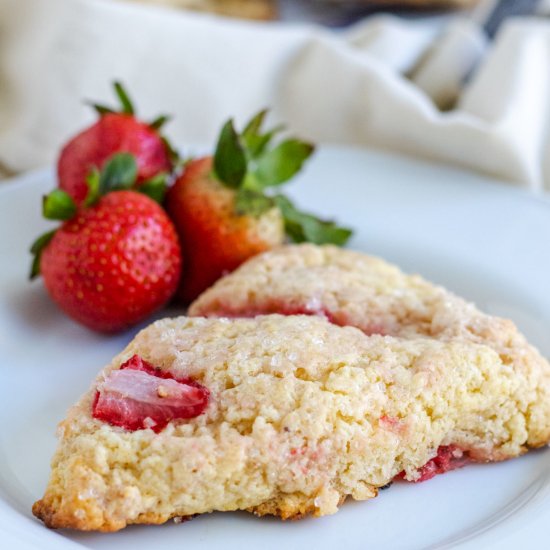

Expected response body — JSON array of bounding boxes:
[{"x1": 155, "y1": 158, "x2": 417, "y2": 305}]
[{"x1": 1, "y1": 146, "x2": 550, "y2": 550}]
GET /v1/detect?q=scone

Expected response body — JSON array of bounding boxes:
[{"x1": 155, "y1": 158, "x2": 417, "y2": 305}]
[
  {"x1": 190, "y1": 244, "x2": 550, "y2": 449},
  {"x1": 34, "y1": 315, "x2": 550, "y2": 531}
]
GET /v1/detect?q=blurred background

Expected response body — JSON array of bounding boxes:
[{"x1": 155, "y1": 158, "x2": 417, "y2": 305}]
[
  {"x1": 1, "y1": 0, "x2": 550, "y2": 188},
  {"x1": 121, "y1": 0, "x2": 543, "y2": 27},
  {"x1": 124, "y1": 0, "x2": 479, "y2": 23}
]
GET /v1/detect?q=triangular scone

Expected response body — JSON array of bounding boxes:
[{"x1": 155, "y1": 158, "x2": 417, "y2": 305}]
[
  {"x1": 190, "y1": 244, "x2": 550, "y2": 449},
  {"x1": 34, "y1": 315, "x2": 548, "y2": 531}
]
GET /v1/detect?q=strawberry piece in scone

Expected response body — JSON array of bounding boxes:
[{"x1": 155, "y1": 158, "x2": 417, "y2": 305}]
[
  {"x1": 93, "y1": 355, "x2": 209, "y2": 432},
  {"x1": 33, "y1": 315, "x2": 550, "y2": 531},
  {"x1": 395, "y1": 445, "x2": 469, "y2": 483}
]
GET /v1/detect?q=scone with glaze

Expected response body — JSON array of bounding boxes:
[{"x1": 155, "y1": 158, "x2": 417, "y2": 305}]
[
  {"x1": 190, "y1": 244, "x2": 550, "y2": 449},
  {"x1": 34, "y1": 315, "x2": 550, "y2": 531}
]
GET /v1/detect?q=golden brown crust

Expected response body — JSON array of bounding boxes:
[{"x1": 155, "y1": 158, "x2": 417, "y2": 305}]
[
  {"x1": 32, "y1": 498, "x2": 120, "y2": 532},
  {"x1": 33, "y1": 496, "x2": 196, "y2": 532},
  {"x1": 248, "y1": 493, "x2": 349, "y2": 520},
  {"x1": 34, "y1": 487, "x2": 347, "y2": 530}
]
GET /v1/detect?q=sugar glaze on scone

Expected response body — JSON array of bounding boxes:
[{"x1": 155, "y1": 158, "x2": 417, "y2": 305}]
[
  {"x1": 190, "y1": 244, "x2": 550, "y2": 449},
  {"x1": 34, "y1": 315, "x2": 549, "y2": 531}
]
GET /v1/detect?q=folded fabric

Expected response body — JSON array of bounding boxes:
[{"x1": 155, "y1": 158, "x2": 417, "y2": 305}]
[{"x1": 1, "y1": 0, "x2": 549, "y2": 189}]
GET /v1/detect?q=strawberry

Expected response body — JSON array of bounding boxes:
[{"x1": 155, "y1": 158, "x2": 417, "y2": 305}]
[
  {"x1": 93, "y1": 354, "x2": 209, "y2": 432},
  {"x1": 58, "y1": 82, "x2": 175, "y2": 205},
  {"x1": 166, "y1": 110, "x2": 352, "y2": 303},
  {"x1": 30, "y1": 154, "x2": 182, "y2": 333},
  {"x1": 396, "y1": 446, "x2": 469, "y2": 483},
  {"x1": 166, "y1": 156, "x2": 285, "y2": 302}
]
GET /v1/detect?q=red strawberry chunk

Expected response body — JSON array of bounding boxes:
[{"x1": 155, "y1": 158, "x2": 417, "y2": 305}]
[
  {"x1": 92, "y1": 355, "x2": 209, "y2": 432},
  {"x1": 201, "y1": 301, "x2": 388, "y2": 336},
  {"x1": 396, "y1": 445, "x2": 469, "y2": 483}
]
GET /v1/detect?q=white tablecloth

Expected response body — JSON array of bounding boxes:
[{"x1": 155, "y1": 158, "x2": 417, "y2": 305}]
[{"x1": 1, "y1": 0, "x2": 550, "y2": 190}]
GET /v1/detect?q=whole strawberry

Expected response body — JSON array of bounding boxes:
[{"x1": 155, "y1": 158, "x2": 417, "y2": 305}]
[
  {"x1": 166, "y1": 111, "x2": 352, "y2": 303},
  {"x1": 31, "y1": 154, "x2": 182, "y2": 333},
  {"x1": 58, "y1": 82, "x2": 175, "y2": 205},
  {"x1": 167, "y1": 156, "x2": 284, "y2": 302}
]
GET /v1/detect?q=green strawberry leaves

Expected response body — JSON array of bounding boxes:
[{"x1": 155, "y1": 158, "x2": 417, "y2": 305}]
[
  {"x1": 91, "y1": 104, "x2": 115, "y2": 116},
  {"x1": 31, "y1": 82, "x2": 179, "y2": 282},
  {"x1": 235, "y1": 189, "x2": 274, "y2": 217},
  {"x1": 214, "y1": 120, "x2": 247, "y2": 189},
  {"x1": 99, "y1": 153, "x2": 137, "y2": 193},
  {"x1": 42, "y1": 190, "x2": 77, "y2": 221},
  {"x1": 89, "y1": 152, "x2": 167, "y2": 203},
  {"x1": 255, "y1": 139, "x2": 314, "y2": 188},
  {"x1": 139, "y1": 173, "x2": 168, "y2": 203},
  {"x1": 113, "y1": 81, "x2": 135, "y2": 115},
  {"x1": 212, "y1": 110, "x2": 352, "y2": 246},
  {"x1": 31, "y1": 151, "x2": 168, "y2": 279},
  {"x1": 213, "y1": 111, "x2": 300, "y2": 191},
  {"x1": 29, "y1": 230, "x2": 56, "y2": 279},
  {"x1": 150, "y1": 114, "x2": 171, "y2": 130},
  {"x1": 88, "y1": 82, "x2": 180, "y2": 165},
  {"x1": 242, "y1": 110, "x2": 267, "y2": 144},
  {"x1": 91, "y1": 81, "x2": 136, "y2": 117},
  {"x1": 84, "y1": 153, "x2": 141, "y2": 206},
  {"x1": 84, "y1": 168, "x2": 101, "y2": 207},
  {"x1": 274, "y1": 196, "x2": 352, "y2": 246},
  {"x1": 86, "y1": 152, "x2": 168, "y2": 203},
  {"x1": 161, "y1": 136, "x2": 182, "y2": 168},
  {"x1": 241, "y1": 110, "x2": 283, "y2": 158}
]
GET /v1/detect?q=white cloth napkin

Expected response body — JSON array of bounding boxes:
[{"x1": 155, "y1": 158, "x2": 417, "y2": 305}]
[{"x1": 1, "y1": 0, "x2": 550, "y2": 190}]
